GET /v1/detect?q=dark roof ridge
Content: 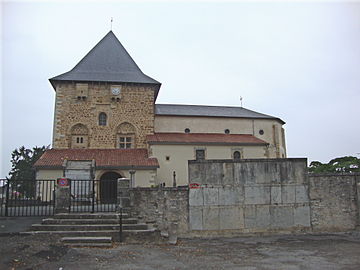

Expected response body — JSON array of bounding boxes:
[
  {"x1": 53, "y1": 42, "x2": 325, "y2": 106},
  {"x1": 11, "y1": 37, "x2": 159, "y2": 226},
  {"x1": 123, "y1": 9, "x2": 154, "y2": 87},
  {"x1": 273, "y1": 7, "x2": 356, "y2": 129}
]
[{"x1": 155, "y1": 103, "x2": 285, "y2": 124}]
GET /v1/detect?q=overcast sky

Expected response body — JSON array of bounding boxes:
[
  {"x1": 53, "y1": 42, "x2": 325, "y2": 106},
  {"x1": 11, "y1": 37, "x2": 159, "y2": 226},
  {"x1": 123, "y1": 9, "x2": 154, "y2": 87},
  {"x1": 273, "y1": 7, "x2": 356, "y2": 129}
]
[{"x1": 1, "y1": 1, "x2": 360, "y2": 178}]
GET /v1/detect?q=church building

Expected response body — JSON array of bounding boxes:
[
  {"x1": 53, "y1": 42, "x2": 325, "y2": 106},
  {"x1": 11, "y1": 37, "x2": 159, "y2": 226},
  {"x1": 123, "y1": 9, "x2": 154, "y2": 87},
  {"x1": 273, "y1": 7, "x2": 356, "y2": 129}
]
[{"x1": 34, "y1": 31, "x2": 287, "y2": 187}]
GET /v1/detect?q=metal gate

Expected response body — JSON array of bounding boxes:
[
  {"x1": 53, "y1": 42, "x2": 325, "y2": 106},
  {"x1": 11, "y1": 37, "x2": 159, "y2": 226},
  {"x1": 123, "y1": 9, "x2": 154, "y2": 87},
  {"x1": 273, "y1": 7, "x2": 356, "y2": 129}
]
[
  {"x1": 70, "y1": 179, "x2": 117, "y2": 213},
  {"x1": 0, "y1": 179, "x2": 55, "y2": 217}
]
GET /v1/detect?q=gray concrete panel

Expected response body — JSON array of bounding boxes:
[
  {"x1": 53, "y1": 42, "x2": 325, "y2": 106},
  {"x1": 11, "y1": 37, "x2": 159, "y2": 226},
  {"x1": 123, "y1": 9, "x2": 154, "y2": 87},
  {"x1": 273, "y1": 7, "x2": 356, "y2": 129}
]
[
  {"x1": 204, "y1": 163, "x2": 223, "y2": 186},
  {"x1": 189, "y1": 189, "x2": 204, "y2": 206},
  {"x1": 254, "y1": 163, "x2": 271, "y2": 184},
  {"x1": 203, "y1": 188, "x2": 219, "y2": 206},
  {"x1": 245, "y1": 186, "x2": 270, "y2": 205},
  {"x1": 189, "y1": 207, "x2": 203, "y2": 230},
  {"x1": 295, "y1": 185, "x2": 309, "y2": 203},
  {"x1": 281, "y1": 185, "x2": 296, "y2": 204},
  {"x1": 218, "y1": 187, "x2": 238, "y2": 206},
  {"x1": 256, "y1": 205, "x2": 271, "y2": 229},
  {"x1": 233, "y1": 163, "x2": 246, "y2": 185},
  {"x1": 203, "y1": 207, "x2": 220, "y2": 230},
  {"x1": 219, "y1": 206, "x2": 242, "y2": 230},
  {"x1": 244, "y1": 205, "x2": 257, "y2": 228},
  {"x1": 271, "y1": 186, "x2": 282, "y2": 204},
  {"x1": 294, "y1": 205, "x2": 311, "y2": 227},
  {"x1": 270, "y1": 206, "x2": 294, "y2": 229}
]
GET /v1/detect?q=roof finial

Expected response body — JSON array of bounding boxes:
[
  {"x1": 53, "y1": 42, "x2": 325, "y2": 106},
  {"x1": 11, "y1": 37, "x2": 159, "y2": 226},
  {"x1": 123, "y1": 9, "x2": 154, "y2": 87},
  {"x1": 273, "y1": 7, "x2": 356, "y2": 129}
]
[
  {"x1": 240, "y1": 96, "x2": 243, "y2": 107},
  {"x1": 110, "y1": 17, "x2": 113, "y2": 31}
]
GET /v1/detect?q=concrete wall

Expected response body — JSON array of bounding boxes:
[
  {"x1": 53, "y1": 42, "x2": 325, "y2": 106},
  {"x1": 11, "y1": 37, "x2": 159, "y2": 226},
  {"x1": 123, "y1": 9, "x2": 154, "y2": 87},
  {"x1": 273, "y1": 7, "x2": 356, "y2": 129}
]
[
  {"x1": 309, "y1": 173, "x2": 360, "y2": 232},
  {"x1": 154, "y1": 115, "x2": 286, "y2": 158},
  {"x1": 150, "y1": 144, "x2": 267, "y2": 187},
  {"x1": 126, "y1": 160, "x2": 360, "y2": 238},
  {"x1": 188, "y1": 159, "x2": 311, "y2": 234}
]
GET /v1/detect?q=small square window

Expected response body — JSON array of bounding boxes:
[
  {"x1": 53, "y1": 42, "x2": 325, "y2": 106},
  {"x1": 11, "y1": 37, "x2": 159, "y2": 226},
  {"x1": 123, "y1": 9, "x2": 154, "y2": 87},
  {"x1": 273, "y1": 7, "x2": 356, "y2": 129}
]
[
  {"x1": 196, "y1": 149, "x2": 205, "y2": 160},
  {"x1": 166, "y1": 156, "x2": 170, "y2": 161}
]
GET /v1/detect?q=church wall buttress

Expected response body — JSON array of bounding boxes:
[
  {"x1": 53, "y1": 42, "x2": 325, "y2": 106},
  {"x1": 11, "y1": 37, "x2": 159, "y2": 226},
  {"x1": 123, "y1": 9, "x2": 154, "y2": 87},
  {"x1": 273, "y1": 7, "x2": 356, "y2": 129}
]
[{"x1": 52, "y1": 82, "x2": 155, "y2": 149}]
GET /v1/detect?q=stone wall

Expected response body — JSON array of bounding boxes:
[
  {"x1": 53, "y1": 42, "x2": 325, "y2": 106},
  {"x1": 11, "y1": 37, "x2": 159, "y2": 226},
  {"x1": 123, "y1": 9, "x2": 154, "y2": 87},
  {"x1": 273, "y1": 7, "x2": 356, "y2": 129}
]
[
  {"x1": 126, "y1": 160, "x2": 360, "y2": 239},
  {"x1": 309, "y1": 173, "x2": 360, "y2": 232},
  {"x1": 188, "y1": 158, "x2": 311, "y2": 234},
  {"x1": 53, "y1": 82, "x2": 156, "y2": 149},
  {"x1": 129, "y1": 187, "x2": 189, "y2": 238}
]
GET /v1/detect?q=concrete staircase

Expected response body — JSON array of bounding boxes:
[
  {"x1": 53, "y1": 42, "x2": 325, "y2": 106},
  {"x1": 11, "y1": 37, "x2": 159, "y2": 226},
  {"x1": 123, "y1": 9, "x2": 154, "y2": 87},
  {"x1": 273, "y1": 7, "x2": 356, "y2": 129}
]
[{"x1": 23, "y1": 212, "x2": 157, "y2": 247}]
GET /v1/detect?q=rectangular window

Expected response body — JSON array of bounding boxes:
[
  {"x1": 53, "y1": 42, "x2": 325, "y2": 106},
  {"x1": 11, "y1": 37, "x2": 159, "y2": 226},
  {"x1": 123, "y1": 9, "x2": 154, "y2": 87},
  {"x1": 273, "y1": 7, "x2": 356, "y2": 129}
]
[
  {"x1": 195, "y1": 149, "x2": 205, "y2": 160},
  {"x1": 119, "y1": 137, "x2": 132, "y2": 149}
]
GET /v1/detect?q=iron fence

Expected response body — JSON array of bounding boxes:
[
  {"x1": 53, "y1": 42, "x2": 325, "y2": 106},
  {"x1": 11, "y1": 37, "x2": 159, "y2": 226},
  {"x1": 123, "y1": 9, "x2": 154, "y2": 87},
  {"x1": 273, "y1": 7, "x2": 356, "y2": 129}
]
[
  {"x1": 70, "y1": 179, "x2": 117, "y2": 213},
  {"x1": 0, "y1": 179, "x2": 55, "y2": 217}
]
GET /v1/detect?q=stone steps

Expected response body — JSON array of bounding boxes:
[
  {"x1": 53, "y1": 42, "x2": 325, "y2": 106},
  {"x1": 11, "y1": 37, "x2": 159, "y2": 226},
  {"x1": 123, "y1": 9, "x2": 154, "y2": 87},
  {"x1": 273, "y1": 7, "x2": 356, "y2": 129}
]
[
  {"x1": 22, "y1": 229, "x2": 156, "y2": 239},
  {"x1": 30, "y1": 223, "x2": 149, "y2": 231},
  {"x1": 53, "y1": 213, "x2": 129, "y2": 219},
  {"x1": 61, "y1": 236, "x2": 113, "y2": 248},
  {"x1": 26, "y1": 212, "x2": 158, "y2": 246},
  {"x1": 42, "y1": 218, "x2": 138, "y2": 225}
]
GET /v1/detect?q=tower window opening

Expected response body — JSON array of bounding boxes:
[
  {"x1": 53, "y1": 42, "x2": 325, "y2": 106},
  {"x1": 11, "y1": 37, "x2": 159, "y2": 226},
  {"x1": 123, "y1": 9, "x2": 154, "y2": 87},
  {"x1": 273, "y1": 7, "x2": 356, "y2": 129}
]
[{"x1": 99, "y1": 112, "x2": 107, "y2": 126}]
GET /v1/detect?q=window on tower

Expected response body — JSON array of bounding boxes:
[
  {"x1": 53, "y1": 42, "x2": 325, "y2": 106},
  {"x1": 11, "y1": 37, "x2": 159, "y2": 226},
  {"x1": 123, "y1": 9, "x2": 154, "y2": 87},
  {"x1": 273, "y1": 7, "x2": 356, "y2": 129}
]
[
  {"x1": 99, "y1": 112, "x2": 107, "y2": 126},
  {"x1": 119, "y1": 136, "x2": 133, "y2": 149}
]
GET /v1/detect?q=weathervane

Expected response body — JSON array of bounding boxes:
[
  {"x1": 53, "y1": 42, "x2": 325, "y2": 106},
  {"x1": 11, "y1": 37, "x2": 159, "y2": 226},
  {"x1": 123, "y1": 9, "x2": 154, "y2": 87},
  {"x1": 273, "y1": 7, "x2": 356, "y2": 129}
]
[
  {"x1": 240, "y1": 96, "x2": 243, "y2": 107},
  {"x1": 111, "y1": 17, "x2": 113, "y2": 31}
]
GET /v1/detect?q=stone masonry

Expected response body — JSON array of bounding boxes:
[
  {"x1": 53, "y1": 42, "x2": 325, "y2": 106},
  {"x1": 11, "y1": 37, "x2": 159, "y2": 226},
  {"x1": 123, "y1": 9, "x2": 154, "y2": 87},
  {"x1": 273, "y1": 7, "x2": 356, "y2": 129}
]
[{"x1": 52, "y1": 82, "x2": 156, "y2": 149}]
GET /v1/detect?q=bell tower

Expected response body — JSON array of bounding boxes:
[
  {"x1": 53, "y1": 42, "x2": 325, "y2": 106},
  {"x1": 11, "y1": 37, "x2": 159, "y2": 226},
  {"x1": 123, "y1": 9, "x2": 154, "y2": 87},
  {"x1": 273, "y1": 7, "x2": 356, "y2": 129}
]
[{"x1": 49, "y1": 31, "x2": 161, "y2": 149}]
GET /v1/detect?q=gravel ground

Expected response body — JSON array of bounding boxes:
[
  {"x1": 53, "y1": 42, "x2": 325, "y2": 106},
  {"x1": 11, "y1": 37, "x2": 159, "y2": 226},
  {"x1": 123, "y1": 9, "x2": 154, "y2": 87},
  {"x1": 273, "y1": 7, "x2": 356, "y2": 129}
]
[{"x1": 1, "y1": 233, "x2": 360, "y2": 270}]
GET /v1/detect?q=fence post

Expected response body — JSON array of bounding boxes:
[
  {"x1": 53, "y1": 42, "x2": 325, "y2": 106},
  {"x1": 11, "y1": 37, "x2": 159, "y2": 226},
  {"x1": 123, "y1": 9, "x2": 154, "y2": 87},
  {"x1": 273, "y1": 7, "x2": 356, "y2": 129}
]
[
  {"x1": 92, "y1": 180, "x2": 95, "y2": 213},
  {"x1": 54, "y1": 178, "x2": 71, "y2": 214},
  {"x1": 5, "y1": 180, "x2": 9, "y2": 217},
  {"x1": 119, "y1": 207, "x2": 123, "y2": 242}
]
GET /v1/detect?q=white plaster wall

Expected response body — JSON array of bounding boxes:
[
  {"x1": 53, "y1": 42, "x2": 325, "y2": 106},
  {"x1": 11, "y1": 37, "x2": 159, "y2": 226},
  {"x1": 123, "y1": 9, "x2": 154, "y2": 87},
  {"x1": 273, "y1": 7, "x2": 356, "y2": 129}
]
[
  {"x1": 154, "y1": 116, "x2": 286, "y2": 158},
  {"x1": 36, "y1": 169, "x2": 63, "y2": 180},
  {"x1": 151, "y1": 144, "x2": 266, "y2": 186},
  {"x1": 95, "y1": 169, "x2": 156, "y2": 187}
]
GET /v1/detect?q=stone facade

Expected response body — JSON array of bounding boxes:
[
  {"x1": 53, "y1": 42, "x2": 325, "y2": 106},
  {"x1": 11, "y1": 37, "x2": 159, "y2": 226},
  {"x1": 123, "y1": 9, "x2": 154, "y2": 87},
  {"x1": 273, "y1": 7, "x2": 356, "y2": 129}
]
[
  {"x1": 52, "y1": 82, "x2": 156, "y2": 149},
  {"x1": 309, "y1": 173, "x2": 360, "y2": 231},
  {"x1": 129, "y1": 187, "x2": 189, "y2": 237}
]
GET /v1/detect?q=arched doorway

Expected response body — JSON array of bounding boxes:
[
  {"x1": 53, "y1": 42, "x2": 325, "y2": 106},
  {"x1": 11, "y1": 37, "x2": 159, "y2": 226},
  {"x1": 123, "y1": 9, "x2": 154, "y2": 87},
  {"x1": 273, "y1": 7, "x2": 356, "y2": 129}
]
[{"x1": 100, "y1": 172, "x2": 122, "y2": 204}]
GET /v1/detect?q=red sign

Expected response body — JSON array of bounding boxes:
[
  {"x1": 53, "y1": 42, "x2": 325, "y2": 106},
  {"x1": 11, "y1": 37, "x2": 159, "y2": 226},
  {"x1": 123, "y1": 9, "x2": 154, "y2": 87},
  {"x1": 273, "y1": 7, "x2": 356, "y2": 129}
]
[
  {"x1": 189, "y1": 183, "x2": 200, "y2": 189},
  {"x1": 57, "y1": 178, "x2": 69, "y2": 187}
]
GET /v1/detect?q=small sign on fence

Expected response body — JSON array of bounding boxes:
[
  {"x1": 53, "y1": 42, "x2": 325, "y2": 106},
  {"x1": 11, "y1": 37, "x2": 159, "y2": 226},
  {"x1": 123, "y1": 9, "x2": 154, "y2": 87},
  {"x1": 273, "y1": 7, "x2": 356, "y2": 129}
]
[{"x1": 57, "y1": 178, "x2": 69, "y2": 187}]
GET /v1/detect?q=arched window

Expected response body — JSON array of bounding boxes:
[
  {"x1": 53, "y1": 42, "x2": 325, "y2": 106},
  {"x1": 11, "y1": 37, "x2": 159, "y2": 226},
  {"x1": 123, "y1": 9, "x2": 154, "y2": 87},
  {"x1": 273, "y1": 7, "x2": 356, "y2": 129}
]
[
  {"x1": 233, "y1": 151, "x2": 241, "y2": 160},
  {"x1": 99, "y1": 112, "x2": 107, "y2": 126}
]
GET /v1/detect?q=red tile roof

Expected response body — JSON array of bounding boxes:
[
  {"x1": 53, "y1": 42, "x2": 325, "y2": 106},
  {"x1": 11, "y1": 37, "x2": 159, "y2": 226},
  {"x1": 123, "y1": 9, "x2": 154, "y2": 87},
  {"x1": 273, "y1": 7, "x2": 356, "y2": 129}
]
[
  {"x1": 147, "y1": 133, "x2": 268, "y2": 145},
  {"x1": 34, "y1": 148, "x2": 159, "y2": 169}
]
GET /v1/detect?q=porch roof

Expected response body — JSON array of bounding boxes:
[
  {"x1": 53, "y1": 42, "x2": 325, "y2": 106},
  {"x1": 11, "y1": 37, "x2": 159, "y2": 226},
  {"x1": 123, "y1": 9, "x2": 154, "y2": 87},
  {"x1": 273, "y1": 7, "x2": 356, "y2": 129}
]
[
  {"x1": 146, "y1": 133, "x2": 268, "y2": 146},
  {"x1": 34, "y1": 148, "x2": 159, "y2": 169}
]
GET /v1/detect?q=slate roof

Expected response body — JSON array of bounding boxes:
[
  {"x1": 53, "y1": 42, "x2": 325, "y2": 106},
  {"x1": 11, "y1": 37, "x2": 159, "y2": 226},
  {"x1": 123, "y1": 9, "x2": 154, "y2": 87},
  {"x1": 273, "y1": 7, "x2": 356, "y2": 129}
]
[
  {"x1": 155, "y1": 104, "x2": 285, "y2": 124},
  {"x1": 50, "y1": 31, "x2": 161, "y2": 93},
  {"x1": 34, "y1": 149, "x2": 159, "y2": 169},
  {"x1": 147, "y1": 133, "x2": 268, "y2": 145}
]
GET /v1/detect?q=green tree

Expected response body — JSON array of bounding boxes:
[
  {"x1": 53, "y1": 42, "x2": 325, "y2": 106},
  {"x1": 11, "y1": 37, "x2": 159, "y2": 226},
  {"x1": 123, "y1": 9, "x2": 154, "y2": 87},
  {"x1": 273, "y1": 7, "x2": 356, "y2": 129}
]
[
  {"x1": 309, "y1": 156, "x2": 360, "y2": 173},
  {"x1": 8, "y1": 146, "x2": 48, "y2": 197}
]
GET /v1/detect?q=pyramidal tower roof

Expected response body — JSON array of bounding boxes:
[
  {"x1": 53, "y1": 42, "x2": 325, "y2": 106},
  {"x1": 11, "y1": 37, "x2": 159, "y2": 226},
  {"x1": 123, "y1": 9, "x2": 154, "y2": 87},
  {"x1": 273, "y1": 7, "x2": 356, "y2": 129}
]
[{"x1": 50, "y1": 31, "x2": 161, "y2": 87}]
